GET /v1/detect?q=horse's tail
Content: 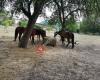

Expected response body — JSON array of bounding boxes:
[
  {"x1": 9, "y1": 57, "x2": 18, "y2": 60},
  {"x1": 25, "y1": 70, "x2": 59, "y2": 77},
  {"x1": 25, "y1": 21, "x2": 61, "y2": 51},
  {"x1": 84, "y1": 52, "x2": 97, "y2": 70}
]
[
  {"x1": 14, "y1": 27, "x2": 19, "y2": 41},
  {"x1": 72, "y1": 34, "x2": 74, "y2": 48}
]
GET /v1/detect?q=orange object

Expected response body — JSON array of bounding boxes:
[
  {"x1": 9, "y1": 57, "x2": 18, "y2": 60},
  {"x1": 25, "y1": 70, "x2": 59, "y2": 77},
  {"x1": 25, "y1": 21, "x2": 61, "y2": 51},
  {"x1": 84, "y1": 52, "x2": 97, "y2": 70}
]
[{"x1": 35, "y1": 44, "x2": 46, "y2": 55}]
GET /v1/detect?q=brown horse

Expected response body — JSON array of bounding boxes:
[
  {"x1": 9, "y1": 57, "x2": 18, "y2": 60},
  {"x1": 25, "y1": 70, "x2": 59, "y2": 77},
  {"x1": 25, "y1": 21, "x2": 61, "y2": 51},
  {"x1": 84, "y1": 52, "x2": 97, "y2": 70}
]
[
  {"x1": 54, "y1": 30, "x2": 74, "y2": 48},
  {"x1": 14, "y1": 27, "x2": 46, "y2": 44},
  {"x1": 31, "y1": 28, "x2": 46, "y2": 44},
  {"x1": 14, "y1": 27, "x2": 25, "y2": 41}
]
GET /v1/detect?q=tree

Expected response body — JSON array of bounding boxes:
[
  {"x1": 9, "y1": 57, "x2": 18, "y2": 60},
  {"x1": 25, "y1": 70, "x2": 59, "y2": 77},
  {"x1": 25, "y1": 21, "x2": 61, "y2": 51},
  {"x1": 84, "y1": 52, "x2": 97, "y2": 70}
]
[
  {"x1": 0, "y1": 0, "x2": 50, "y2": 48},
  {"x1": 48, "y1": 0, "x2": 82, "y2": 29},
  {"x1": 47, "y1": 0, "x2": 100, "y2": 30},
  {"x1": 80, "y1": 15, "x2": 100, "y2": 34}
]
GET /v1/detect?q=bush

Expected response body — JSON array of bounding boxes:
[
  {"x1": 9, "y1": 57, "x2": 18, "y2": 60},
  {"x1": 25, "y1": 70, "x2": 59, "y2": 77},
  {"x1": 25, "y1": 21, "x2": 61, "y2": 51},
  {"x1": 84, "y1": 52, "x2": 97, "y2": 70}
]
[
  {"x1": 69, "y1": 24, "x2": 77, "y2": 32},
  {"x1": 19, "y1": 20, "x2": 43, "y2": 29},
  {"x1": 80, "y1": 19, "x2": 100, "y2": 35},
  {"x1": 33, "y1": 25, "x2": 43, "y2": 29},
  {"x1": 19, "y1": 20, "x2": 28, "y2": 28},
  {"x1": 46, "y1": 27, "x2": 53, "y2": 31},
  {"x1": 1, "y1": 18, "x2": 14, "y2": 27},
  {"x1": 66, "y1": 23, "x2": 79, "y2": 32}
]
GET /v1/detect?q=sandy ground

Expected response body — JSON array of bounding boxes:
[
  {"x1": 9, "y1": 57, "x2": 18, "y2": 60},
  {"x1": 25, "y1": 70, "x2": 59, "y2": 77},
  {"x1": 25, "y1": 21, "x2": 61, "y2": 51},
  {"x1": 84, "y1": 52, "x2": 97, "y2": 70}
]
[{"x1": 0, "y1": 27, "x2": 100, "y2": 80}]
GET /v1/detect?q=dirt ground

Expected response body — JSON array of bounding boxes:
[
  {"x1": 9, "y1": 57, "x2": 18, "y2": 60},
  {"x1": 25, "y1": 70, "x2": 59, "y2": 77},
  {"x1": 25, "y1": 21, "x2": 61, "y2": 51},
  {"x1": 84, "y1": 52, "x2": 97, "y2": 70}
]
[{"x1": 0, "y1": 27, "x2": 100, "y2": 80}]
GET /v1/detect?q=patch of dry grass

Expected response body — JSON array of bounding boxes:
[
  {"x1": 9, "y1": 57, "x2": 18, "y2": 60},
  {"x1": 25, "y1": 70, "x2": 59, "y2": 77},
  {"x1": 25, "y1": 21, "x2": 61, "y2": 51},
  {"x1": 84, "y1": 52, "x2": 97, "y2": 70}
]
[{"x1": 0, "y1": 27, "x2": 100, "y2": 80}]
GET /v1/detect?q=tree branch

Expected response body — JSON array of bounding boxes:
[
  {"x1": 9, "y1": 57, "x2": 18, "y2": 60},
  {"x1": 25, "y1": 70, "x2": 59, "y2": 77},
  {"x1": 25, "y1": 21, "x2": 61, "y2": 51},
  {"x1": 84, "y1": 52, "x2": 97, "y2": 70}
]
[
  {"x1": 32, "y1": 0, "x2": 48, "y2": 17},
  {"x1": 53, "y1": 0, "x2": 63, "y2": 27},
  {"x1": 20, "y1": 2, "x2": 31, "y2": 18},
  {"x1": 65, "y1": 8, "x2": 81, "y2": 19},
  {"x1": 28, "y1": 0, "x2": 33, "y2": 14},
  {"x1": 61, "y1": 0, "x2": 65, "y2": 28},
  {"x1": 21, "y1": 7, "x2": 31, "y2": 18}
]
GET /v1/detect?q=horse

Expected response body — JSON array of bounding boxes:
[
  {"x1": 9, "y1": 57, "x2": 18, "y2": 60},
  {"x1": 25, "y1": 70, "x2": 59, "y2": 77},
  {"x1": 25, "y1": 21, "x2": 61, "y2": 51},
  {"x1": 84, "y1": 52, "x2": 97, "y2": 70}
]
[
  {"x1": 14, "y1": 27, "x2": 46, "y2": 44},
  {"x1": 30, "y1": 28, "x2": 46, "y2": 44},
  {"x1": 54, "y1": 30, "x2": 74, "y2": 48},
  {"x1": 14, "y1": 27, "x2": 25, "y2": 41}
]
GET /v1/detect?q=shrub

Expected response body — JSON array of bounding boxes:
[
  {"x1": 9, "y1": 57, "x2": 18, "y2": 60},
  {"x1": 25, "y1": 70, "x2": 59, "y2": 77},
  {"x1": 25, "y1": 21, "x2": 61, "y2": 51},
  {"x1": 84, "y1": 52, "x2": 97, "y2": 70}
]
[
  {"x1": 80, "y1": 19, "x2": 100, "y2": 34},
  {"x1": 1, "y1": 18, "x2": 14, "y2": 27},
  {"x1": 19, "y1": 20, "x2": 28, "y2": 28},
  {"x1": 19, "y1": 20, "x2": 43, "y2": 29}
]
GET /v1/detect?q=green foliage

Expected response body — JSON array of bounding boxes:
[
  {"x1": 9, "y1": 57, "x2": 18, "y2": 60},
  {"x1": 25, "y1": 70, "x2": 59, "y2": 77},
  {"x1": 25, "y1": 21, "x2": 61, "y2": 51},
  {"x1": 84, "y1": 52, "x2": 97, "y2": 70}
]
[
  {"x1": 33, "y1": 25, "x2": 43, "y2": 29},
  {"x1": 46, "y1": 27, "x2": 53, "y2": 31},
  {"x1": 80, "y1": 17, "x2": 100, "y2": 34},
  {"x1": 48, "y1": 18, "x2": 57, "y2": 25},
  {"x1": 19, "y1": 20, "x2": 28, "y2": 28},
  {"x1": 0, "y1": 12, "x2": 6, "y2": 16},
  {"x1": 65, "y1": 16, "x2": 79, "y2": 32},
  {"x1": 1, "y1": 18, "x2": 14, "y2": 27},
  {"x1": 67, "y1": 23, "x2": 79, "y2": 32},
  {"x1": 19, "y1": 20, "x2": 42, "y2": 29}
]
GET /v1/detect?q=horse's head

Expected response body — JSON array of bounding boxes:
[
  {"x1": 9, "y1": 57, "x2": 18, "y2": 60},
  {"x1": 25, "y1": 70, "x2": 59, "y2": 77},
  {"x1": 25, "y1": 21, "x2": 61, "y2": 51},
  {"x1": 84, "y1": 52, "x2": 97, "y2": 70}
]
[{"x1": 54, "y1": 31, "x2": 59, "y2": 37}]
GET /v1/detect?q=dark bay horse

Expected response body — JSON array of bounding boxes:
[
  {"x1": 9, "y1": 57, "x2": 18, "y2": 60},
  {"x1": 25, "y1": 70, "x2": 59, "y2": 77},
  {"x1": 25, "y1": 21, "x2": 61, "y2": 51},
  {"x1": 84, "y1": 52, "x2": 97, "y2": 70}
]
[
  {"x1": 54, "y1": 30, "x2": 74, "y2": 48},
  {"x1": 31, "y1": 28, "x2": 46, "y2": 44},
  {"x1": 14, "y1": 27, "x2": 46, "y2": 43},
  {"x1": 14, "y1": 27, "x2": 25, "y2": 41}
]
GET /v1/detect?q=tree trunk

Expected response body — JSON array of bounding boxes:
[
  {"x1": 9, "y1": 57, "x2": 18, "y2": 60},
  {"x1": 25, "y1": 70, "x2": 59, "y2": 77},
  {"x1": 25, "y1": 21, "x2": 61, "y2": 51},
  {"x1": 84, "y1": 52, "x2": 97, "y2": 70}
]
[
  {"x1": 18, "y1": 7, "x2": 42, "y2": 48},
  {"x1": 18, "y1": 0, "x2": 47, "y2": 48},
  {"x1": 61, "y1": 0, "x2": 66, "y2": 30},
  {"x1": 18, "y1": 19, "x2": 34, "y2": 48}
]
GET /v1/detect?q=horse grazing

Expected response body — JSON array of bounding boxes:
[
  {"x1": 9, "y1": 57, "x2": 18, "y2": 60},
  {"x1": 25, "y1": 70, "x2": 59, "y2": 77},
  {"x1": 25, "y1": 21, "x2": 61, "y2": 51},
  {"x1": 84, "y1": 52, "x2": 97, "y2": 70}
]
[
  {"x1": 30, "y1": 28, "x2": 46, "y2": 44},
  {"x1": 14, "y1": 27, "x2": 46, "y2": 44},
  {"x1": 54, "y1": 30, "x2": 74, "y2": 48}
]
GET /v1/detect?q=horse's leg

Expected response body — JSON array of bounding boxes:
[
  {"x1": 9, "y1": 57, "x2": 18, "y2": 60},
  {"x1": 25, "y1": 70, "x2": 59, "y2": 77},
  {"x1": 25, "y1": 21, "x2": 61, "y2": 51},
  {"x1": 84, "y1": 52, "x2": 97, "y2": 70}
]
[
  {"x1": 66, "y1": 38, "x2": 70, "y2": 47},
  {"x1": 42, "y1": 36, "x2": 45, "y2": 44},
  {"x1": 71, "y1": 37, "x2": 74, "y2": 48},
  {"x1": 14, "y1": 29, "x2": 18, "y2": 41},
  {"x1": 36, "y1": 34, "x2": 39, "y2": 41},
  {"x1": 61, "y1": 36, "x2": 65, "y2": 45},
  {"x1": 32, "y1": 36, "x2": 35, "y2": 45},
  {"x1": 41, "y1": 34, "x2": 46, "y2": 44},
  {"x1": 36, "y1": 35, "x2": 38, "y2": 41},
  {"x1": 37, "y1": 34, "x2": 40, "y2": 41},
  {"x1": 19, "y1": 33, "x2": 22, "y2": 41}
]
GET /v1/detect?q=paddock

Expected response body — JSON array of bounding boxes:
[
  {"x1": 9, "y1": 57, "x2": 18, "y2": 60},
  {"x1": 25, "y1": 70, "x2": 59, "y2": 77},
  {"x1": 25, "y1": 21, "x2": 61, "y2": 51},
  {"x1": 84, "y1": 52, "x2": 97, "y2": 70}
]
[{"x1": 0, "y1": 27, "x2": 100, "y2": 80}]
